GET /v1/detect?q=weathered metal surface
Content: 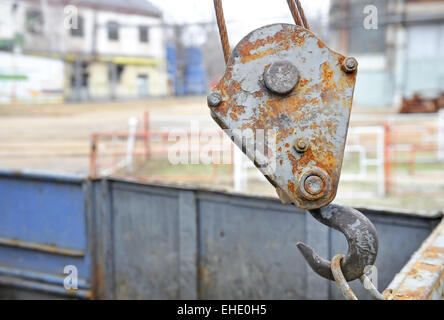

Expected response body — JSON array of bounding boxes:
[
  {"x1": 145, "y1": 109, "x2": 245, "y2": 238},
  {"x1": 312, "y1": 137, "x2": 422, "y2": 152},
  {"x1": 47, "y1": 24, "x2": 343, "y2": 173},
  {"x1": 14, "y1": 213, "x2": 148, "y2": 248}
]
[
  {"x1": 197, "y1": 191, "x2": 307, "y2": 299},
  {"x1": 0, "y1": 171, "x2": 441, "y2": 300},
  {"x1": 94, "y1": 178, "x2": 437, "y2": 300},
  {"x1": 386, "y1": 218, "x2": 444, "y2": 300},
  {"x1": 209, "y1": 23, "x2": 357, "y2": 209},
  {"x1": 297, "y1": 205, "x2": 378, "y2": 282},
  {"x1": 110, "y1": 182, "x2": 181, "y2": 299},
  {"x1": 0, "y1": 276, "x2": 91, "y2": 299},
  {"x1": 0, "y1": 170, "x2": 92, "y2": 299},
  {"x1": 264, "y1": 60, "x2": 300, "y2": 95},
  {"x1": 400, "y1": 92, "x2": 444, "y2": 114},
  {"x1": 329, "y1": 210, "x2": 439, "y2": 300},
  {"x1": 0, "y1": 265, "x2": 91, "y2": 299},
  {"x1": 0, "y1": 237, "x2": 85, "y2": 257}
]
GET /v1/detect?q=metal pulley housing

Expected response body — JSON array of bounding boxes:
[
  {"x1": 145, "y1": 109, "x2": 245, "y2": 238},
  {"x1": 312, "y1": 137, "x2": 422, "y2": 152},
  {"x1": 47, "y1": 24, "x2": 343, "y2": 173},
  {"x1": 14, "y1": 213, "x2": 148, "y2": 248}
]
[{"x1": 207, "y1": 23, "x2": 358, "y2": 210}]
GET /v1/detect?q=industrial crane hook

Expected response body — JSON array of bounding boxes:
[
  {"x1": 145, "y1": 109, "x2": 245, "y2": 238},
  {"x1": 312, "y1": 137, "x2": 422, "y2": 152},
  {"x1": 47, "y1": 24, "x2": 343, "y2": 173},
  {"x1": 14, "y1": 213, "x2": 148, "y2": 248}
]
[{"x1": 297, "y1": 204, "x2": 379, "y2": 282}]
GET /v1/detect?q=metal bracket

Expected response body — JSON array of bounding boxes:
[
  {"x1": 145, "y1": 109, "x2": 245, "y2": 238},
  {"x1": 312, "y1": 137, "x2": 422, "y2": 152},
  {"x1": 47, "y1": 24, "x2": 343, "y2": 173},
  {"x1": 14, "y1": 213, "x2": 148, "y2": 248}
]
[{"x1": 207, "y1": 23, "x2": 358, "y2": 210}]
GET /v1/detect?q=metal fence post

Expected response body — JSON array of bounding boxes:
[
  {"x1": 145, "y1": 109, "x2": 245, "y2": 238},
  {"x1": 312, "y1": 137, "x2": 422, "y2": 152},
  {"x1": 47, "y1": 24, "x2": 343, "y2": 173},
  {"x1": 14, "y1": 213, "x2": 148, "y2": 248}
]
[
  {"x1": 438, "y1": 110, "x2": 444, "y2": 162},
  {"x1": 384, "y1": 122, "x2": 391, "y2": 195},
  {"x1": 144, "y1": 110, "x2": 151, "y2": 160},
  {"x1": 89, "y1": 134, "x2": 98, "y2": 177}
]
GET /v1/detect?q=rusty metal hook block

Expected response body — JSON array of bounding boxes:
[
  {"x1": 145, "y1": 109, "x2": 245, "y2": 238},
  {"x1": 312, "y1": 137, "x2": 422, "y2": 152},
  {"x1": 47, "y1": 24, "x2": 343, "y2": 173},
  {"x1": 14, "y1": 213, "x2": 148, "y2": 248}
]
[
  {"x1": 297, "y1": 204, "x2": 379, "y2": 282},
  {"x1": 207, "y1": 23, "x2": 358, "y2": 210}
]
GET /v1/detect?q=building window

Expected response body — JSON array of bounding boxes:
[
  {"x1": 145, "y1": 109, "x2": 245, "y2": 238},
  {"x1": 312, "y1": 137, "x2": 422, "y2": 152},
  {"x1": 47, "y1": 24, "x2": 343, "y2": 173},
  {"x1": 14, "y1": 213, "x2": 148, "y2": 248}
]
[
  {"x1": 26, "y1": 9, "x2": 44, "y2": 34},
  {"x1": 137, "y1": 75, "x2": 149, "y2": 97},
  {"x1": 139, "y1": 26, "x2": 149, "y2": 43},
  {"x1": 70, "y1": 15, "x2": 85, "y2": 37},
  {"x1": 108, "y1": 63, "x2": 125, "y2": 83},
  {"x1": 107, "y1": 21, "x2": 119, "y2": 41}
]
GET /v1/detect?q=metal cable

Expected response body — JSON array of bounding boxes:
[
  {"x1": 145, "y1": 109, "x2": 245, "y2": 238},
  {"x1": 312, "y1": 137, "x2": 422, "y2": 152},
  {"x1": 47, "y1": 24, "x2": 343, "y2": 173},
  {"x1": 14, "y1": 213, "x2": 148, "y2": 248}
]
[
  {"x1": 332, "y1": 254, "x2": 389, "y2": 300},
  {"x1": 287, "y1": 0, "x2": 310, "y2": 29},
  {"x1": 360, "y1": 274, "x2": 386, "y2": 301},
  {"x1": 286, "y1": 0, "x2": 303, "y2": 27},
  {"x1": 213, "y1": 0, "x2": 231, "y2": 64},
  {"x1": 295, "y1": 0, "x2": 310, "y2": 29},
  {"x1": 330, "y1": 254, "x2": 358, "y2": 300},
  {"x1": 214, "y1": 0, "x2": 311, "y2": 65}
]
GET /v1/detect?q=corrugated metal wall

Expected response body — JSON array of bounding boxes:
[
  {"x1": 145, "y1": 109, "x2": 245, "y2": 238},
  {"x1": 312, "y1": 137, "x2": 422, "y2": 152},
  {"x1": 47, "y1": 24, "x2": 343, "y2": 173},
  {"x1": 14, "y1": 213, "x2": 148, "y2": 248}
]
[
  {"x1": 0, "y1": 171, "x2": 440, "y2": 299},
  {"x1": 0, "y1": 172, "x2": 92, "y2": 299}
]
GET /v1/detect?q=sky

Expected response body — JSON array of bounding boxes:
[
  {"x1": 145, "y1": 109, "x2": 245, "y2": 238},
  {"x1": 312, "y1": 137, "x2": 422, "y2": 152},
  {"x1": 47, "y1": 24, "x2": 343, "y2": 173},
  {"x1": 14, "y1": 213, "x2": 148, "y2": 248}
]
[{"x1": 148, "y1": 0, "x2": 331, "y2": 45}]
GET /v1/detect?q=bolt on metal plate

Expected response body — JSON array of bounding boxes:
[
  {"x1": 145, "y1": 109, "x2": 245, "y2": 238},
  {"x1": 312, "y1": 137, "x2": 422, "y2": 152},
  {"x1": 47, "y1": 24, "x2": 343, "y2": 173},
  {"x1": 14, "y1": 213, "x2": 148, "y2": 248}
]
[
  {"x1": 264, "y1": 60, "x2": 299, "y2": 95},
  {"x1": 208, "y1": 92, "x2": 222, "y2": 108}
]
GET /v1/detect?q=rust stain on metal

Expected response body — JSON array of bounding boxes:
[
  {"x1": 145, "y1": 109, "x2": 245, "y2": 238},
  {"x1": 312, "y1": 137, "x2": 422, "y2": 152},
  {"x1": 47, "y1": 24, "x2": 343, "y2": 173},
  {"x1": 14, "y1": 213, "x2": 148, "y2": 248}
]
[
  {"x1": 388, "y1": 218, "x2": 444, "y2": 300},
  {"x1": 92, "y1": 263, "x2": 106, "y2": 299},
  {"x1": 197, "y1": 265, "x2": 213, "y2": 299},
  {"x1": 0, "y1": 237, "x2": 85, "y2": 257},
  {"x1": 209, "y1": 23, "x2": 357, "y2": 210},
  {"x1": 238, "y1": 28, "x2": 306, "y2": 64}
]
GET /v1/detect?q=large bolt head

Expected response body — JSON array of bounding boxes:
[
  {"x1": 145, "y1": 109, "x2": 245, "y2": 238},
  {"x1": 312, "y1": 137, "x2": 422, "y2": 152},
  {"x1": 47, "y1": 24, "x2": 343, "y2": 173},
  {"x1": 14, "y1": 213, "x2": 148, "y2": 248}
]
[
  {"x1": 304, "y1": 175, "x2": 324, "y2": 196},
  {"x1": 264, "y1": 61, "x2": 299, "y2": 95},
  {"x1": 299, "y1": 168, "x2": 330, "y2": 201},
  {"x1": 207, "y1": 92, "x2": 222, "y2": 108}
]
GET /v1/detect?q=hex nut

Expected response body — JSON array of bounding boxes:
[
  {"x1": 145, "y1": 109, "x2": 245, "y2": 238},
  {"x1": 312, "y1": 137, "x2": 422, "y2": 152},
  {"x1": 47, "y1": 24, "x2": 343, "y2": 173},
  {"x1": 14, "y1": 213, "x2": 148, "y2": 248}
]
[
  {"x1": 299, "y1": 168, "x2": 330, "y2": 201},
  {"x1": 342, "y1": 57, "x2": 358, "y2": 73},
  {"x1": 294, "y1": 139, "x2": 309, "y2": 153},
  {"x1": 207, "y1": 92, "x2": 222, "y2": 108}
]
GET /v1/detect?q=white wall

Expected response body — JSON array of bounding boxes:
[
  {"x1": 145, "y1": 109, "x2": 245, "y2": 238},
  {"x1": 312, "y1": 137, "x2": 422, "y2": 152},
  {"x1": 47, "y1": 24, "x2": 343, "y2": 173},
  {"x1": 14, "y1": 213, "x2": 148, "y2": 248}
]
[
  {"x1": 8, "y1": 1, "x2": 164, "y2": 59},
  {"x1": 62, "y1": 6, "x2": 96, "y2": 54},
  {"x1": 0, "y1": 52, "x2": 64, "y2": 103},
  {"x1": 0, "y1": 0, "x2": 16, "y2": 39},
  {"x1": 403, "y1": 23, "x2": 444, "y2": 97}
]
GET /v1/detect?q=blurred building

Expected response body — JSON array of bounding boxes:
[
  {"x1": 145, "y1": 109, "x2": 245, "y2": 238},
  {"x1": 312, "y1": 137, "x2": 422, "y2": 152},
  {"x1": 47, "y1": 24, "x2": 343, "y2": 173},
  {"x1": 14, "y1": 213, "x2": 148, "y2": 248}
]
[
  {"x1": 166, "y1": 23, "x2": 212, "y2": 96},
  {"x1": 0, "y1": 0, "x2": 168, "y2": 102},
  {"x1": 167, "y1": 44, "x2": 207, "y2": 96},
  {"x1": 329, "y1": 0, "x2": 444, "y2": 108}
]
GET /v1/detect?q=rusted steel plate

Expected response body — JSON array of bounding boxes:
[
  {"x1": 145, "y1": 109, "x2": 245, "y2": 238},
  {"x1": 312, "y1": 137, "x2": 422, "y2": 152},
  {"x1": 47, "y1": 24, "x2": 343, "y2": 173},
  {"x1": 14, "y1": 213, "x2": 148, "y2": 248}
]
[
  {"x1": 0, "y1": 237, "x2": 85, "y2": 257},
  {"x1": 386, "y1": 218, "x2": 444, "y2": 300},
  {"x1": 208, "y1": 23, "x2": 357, "y2": 209}
]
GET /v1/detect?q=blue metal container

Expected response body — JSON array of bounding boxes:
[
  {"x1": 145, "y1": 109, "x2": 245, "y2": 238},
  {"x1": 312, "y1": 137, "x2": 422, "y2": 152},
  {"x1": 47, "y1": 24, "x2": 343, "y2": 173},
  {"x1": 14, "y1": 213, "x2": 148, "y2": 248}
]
[
  {"x1": 0, "y1": 170, "x2": 440, "y2": 299},
  {"x1": 167, "y1": 45, "x2": 207, "y2": 95},
  {"x1": 166, "y1": 44, "x2": 179, "y2": 95},
  {"x1": 184, "y1": 47, "x2": 207, "y2": 95},
  {"x1": 185, "y1": 66, "x2": 207, "y2": 95},
  {"x1": 184, "y1": 47, "x2": 204, "y2": 67},
  {"x1": 0, "y1": 170, "x2": 92, "y2": 299},
  {"x1": 166, "y1": 44, "x2": 177, "y2": 73}
]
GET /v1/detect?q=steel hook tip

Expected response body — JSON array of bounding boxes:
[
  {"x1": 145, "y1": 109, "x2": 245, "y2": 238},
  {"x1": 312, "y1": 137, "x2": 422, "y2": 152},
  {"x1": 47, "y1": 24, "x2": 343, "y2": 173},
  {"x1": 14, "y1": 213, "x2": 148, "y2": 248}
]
[{"x1": 296, "y1": 204, "x2": 379, "y2": 282}]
